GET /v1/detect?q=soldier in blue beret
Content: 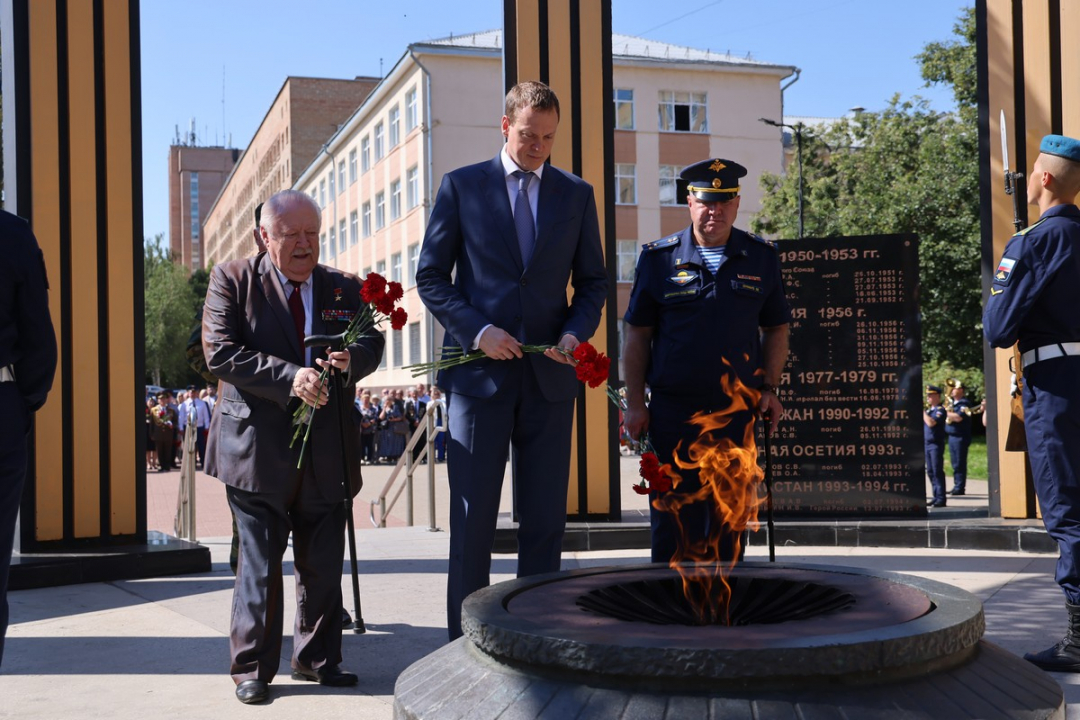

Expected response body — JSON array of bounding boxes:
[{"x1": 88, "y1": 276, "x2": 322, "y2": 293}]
[
  {"x1": 622, "y1": 158, "x2": 790, "y2": 563},
  {"x1": 984, "y1": 133, "x2": 1080, "y2": 671},
  {"x1": 923, "y1": 385, "x2": 948, "y2": 507}
]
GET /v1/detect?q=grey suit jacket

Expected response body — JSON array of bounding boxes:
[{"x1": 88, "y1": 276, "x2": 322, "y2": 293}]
[
  {"x1": 416, "y1": 156, "x2": 608, "y2": 401},
  {"x1": 202, "y1": 253, "x2": 384, "y2": 499}
]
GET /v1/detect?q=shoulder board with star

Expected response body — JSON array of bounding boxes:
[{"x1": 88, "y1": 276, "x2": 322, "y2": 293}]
[
  {"x1": 1014, "y1": 218, "x2": 1047, "y2": 237},
  {"x1": 642, "y1": 235, "x2": 679, "y2": 252},
  {"x1": 747, "y1": 232, "x2": 778, "y2": 250}
]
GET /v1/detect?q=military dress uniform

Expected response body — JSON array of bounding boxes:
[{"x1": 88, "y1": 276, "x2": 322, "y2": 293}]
[
  {"x1": 923, "y1": 387, "x2": 947, "y2": 508},
  {"x1": 944, "y1": 391, "x2": 973, "y2": 495},
  {"x1": 984, "y1": 192, "x2": 1080, "y2": 608},
  {"x1": 624, "y1": 214, "x2": 790, "y2": 563},
  {"x1": 0, "y1": 211, "x2": 57, "y2": 667}
]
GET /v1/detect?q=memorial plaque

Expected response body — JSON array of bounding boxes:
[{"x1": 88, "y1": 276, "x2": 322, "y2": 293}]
[{"x1": 770, "y1": 235, "x2": 924, "y2": 517}]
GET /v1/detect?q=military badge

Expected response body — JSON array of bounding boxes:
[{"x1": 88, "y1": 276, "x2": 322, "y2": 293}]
[
  {"x1": 995, "y1": 257, "x2": 1016, "y2": 283},
  {"x1": 731, "y1": 280, "x2": 763, "y2": 295},
  {"x1": 709, "y1": 159, "x2": 726, "y2": 172},
  {"x1": 667, "y1": 270, "x2": 698, "y2": 286},
  {"x1": 737, "y1": 274, "x2": 762, "y2": 282},
  {"x1": 334, "y1": 288, "x2": 343, "y2": 303}
]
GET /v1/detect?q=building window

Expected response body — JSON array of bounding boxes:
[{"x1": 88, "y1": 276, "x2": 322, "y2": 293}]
[
  {"x1": 349, "y1": 149, "x2": 357, "y2": 184},
  {"x1": 376, "y1": 259, "x2": 386, "y2": 275},
  {"x1": 407, "y1": 243, "x2": 419, "y2": 287},
  {"x1": 658, "y1": 90, "x2": 707, "y2": 133},
  {"x1": 409, "y1": 321, "x2": 421, "y2": 365},
  {"x1": 659, "y1": 165, "x2": 681, "y2": 206},
  {"x1": 405, "y1": 86, "x2": 418, "y2": 131},
  {"x1": 338, "y1": 161, "x2": 346, "y2": 191},
  {"x1": 389, "y1": 105, "x2": 400, "y2": 148},
  {"x1": 374, "y1": 122, "x2": 384, "y2": 160},
  {"x1": 362, "y1": 266, "x2": 372, "y2": 279},
  {"x1": 349, "y1": 210, "x2": 358, "y2": 246},
  {"x1": 615, "y1": 163, "x2": 636, "y2": 205},
  {"x1": 614, "y1": 88, "x2": 634, "y2": 130},
  {"x1": 390, "y1": 180, "x2": 402, "y2": 221},
  {"x1": 328, "y1": 170, "x2": 335, "y2": 198},
  {"x1": 378, "y1": 331, "x2": 388, "y2": 369},
  {"x1": 361, "y1": 136, "x2": 370, "y2": 173},
  {"x1": 391, "y1": 252, "x2": 402, "y2": 283},
  {"x1": 406, "y1": 166, "x2": 419, "y2": 209},
  {"x1": 617, "y1": 239, "x2": 639, "y2": 282},
  {"x1": 328, "y1": 226, "x2": 336, "y2": 258},
  {"x1": 362, "y1": 202, "x2": 372, "y2": 237},
  {"x1": 319, "y1": 179, "x2": 326, "y2": 208},
  {"x1": 375, "y1": 192, "x2": 386, "y2": 229},
  {"x1": 392, "y1": 329, "x2": 403, "y2": 368},
  {"x1": 320, "y1": 233, "x2": 327, "y2": 258},
  {"x1": 339, "y1": 218, "x2": 347, "y2": 253}
]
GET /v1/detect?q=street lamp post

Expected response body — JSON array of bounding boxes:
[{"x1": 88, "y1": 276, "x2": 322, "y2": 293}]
[{"x1": 760, "y1": 117, "x2": 805, "y2": 239}]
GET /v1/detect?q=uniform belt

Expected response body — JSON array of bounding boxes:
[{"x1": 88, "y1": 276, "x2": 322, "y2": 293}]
[
  {"x1": 0, "y1": 365, "x2": 13, "y2": 382},
  {"x1": 1021, "y1": 342, "x2": 1080, "y2": 367}
]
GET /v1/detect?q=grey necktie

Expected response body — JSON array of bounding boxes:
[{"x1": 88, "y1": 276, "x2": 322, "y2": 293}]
[{"x1": 512, "y1": 170, "x2": 535, "y2": 264}]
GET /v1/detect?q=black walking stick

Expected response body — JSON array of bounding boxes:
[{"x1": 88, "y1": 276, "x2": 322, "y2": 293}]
[
  {"x1": 761, "y1": 410, "x2": 776, "y2": 562},
  {"x1": 305, "y1": 332, "x2": 366, "y2": 633}
]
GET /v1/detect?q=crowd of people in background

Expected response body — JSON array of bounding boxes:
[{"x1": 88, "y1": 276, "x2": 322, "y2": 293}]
[{"x1": 144, "y1": 381, "x2": 445, "y2": 472}]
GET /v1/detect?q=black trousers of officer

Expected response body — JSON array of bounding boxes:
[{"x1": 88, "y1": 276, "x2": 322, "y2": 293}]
[
  {"x1": 0, "y1": 383, "x2": 28, "y2": 667},
  {"x1": 947, "y1": 434, "x2": 970, "y2": 492},
  {"x1": 926, "y1": 440, "x2": 946, "y2": 505},
  {"x1": 646, "y1": 394, "x2": 749, "y2": 565}
]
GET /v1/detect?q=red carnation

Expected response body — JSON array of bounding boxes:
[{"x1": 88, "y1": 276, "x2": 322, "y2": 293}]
[
  {"x1": 361, "y1": 273, "x2": 387, "y2": 304},
  {"x1": 632, "y1": 481, "x2": 651, "y2": 495},
  {"x1": 390, "y1": 307, "x2": 409, "y2": 330},
  {"x1": 386, "y1": 281, "x2": 404, "y2": 302},
  {"x1": 374, "y1": 295, "x2": 396, "y2": 316},
  {"x1": 573, "y1": 342, "x2": 610, "y2": 388},
  {"x1": 573, "y1": 342, "x2": 598, "y2": 364}
]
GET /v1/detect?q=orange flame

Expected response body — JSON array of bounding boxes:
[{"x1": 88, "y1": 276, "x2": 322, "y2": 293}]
[{"x1": 652, "y1": 363, "x2": 764, "y2": 625}]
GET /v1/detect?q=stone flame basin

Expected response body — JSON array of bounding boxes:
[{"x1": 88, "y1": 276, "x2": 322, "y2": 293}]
[{"x1": 394, "y1": 563, "x2": 1064, "y2": 719}]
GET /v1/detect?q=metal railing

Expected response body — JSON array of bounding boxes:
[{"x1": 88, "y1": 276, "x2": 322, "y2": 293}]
[{"x1": 370, "y1": 399, "x2": 446, "y2": 531}]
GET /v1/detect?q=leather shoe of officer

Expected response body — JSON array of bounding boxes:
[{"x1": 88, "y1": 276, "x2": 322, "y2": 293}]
[
  {"x1": 291, "y1": 664, "x2": 359, "y2": 687},
  {"x1": 949, "y1": 487, "x2": 965, "y2": 496},
  {"x1": 235, "y1": 679, "x2": 269, "y2": 704},
  {"x1": 926, "y1": 499, "x2": 946, "y2": 508}
]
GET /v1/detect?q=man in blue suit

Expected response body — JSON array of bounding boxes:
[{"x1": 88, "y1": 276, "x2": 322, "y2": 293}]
[{"x1": 416, "y1": 81, "x2": 608, "y2": 640}]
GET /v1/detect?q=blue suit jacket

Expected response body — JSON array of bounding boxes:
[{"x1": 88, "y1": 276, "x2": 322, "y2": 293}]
[{"x1": 416, "y1": 156, "x2": 608, "y2": 401}]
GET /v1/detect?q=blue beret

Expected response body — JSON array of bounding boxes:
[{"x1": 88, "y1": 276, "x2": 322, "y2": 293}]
[
  {"x1": 1040, "y1": 134, "x2": 1080, "y2": 163},
  {"x1": 680, "y1": 158, "x2": 747, "y2": 202}
]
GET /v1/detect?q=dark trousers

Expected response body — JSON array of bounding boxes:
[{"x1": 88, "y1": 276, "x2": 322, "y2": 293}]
[
  {"x1": 0, "y1": 384, "x2": 28, "y2": 668},
  {"x1": 926, "y1": 440, "x2": 946, "y2": 504},
  {"x1": 647, "y1": 395, "x2": 749, "y2": 565},
  {"x1": 434, "y1": 431, "x2": 446, "y2": 461},
  {"x1": 360, "y1": 432, "x2": 375, "y2": 462},
  {"x1": 445, "y1": 361, "x2": 574, "y2": 640},
  {"x1": 947, "y1": 434, "x2": 969, "y2": 491},
  {"x1": 1024, "y1": 358, "x2": 1080, "y2": 604},
  {"x1": 196, "y1": 428, "x2": 207, "y2": 466},
  {"x1": 226, "y1": 468, "x2": 346, "y2": 683}
]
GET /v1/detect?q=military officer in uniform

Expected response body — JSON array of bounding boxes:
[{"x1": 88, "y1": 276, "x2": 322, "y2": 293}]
[
  {"x1": 622, "y1": 158, "x2": 790, "y2": 563},
  {"x1": 984, "y1": 134, "x2": 1080, "y2": 672},
  {"x1": 923, "y1": 385, "x2": 947, "y2": 508},
  {"x1": 944, "y1": 379, "x2": 973, "y2": 496}
]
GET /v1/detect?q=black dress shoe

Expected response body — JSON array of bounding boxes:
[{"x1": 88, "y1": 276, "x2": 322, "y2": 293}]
[
  {"x1": 291, "y1": 664, "x2": 358, "y2": 687},
  {"x1": 342, "y1": 608, "x2": 354, "y2": 629},
  {"x1": 928, "y1": 500, "x2": 947, "y2": 508},
  {"x1": 949, "y1": 488, "x2": 965, "y2": 496},
  {"x1": 235, "y1": 680, "x2": 269, "y2": 704}
]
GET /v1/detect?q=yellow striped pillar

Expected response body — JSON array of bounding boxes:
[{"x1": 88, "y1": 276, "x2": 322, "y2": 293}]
[
  {"x1": 979, "y1": 0, "x2": 1080, "y2": 518},
  {"x1": 504, "y1": 0, "x2": 619, "y2": 519},
  {"x1": 2, "y1": 0, "x2": 144, "y2": 549}
]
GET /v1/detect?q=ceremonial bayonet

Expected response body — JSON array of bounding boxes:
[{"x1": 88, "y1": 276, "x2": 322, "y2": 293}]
[{"x1": 1001, "y1": 109, "x2": 1026, "y2": 231}]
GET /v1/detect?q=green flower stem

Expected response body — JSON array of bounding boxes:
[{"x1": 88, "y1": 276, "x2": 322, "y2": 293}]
[{"x1": 405, "y1": 344, "x2": 555, "y2": 377}]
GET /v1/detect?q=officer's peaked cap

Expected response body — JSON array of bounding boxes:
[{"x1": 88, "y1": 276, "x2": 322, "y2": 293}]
[{"x1": 680, "y1": 158, "x2": 747, "y2": 202}]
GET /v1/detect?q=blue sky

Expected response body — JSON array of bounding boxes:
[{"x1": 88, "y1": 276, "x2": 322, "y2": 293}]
[{"x1": 141, "y1": 0, "x2": 973, "y2": 242}]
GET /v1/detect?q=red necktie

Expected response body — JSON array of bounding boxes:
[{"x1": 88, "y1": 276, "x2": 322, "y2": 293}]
[{"x1": 288, "y1": 280, "x2": 305, "y2": 351}]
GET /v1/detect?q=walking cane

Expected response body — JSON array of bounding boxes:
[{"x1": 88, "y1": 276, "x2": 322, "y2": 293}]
[
  {"x1": 762, "y1": 410, "x2": 776, "y2": 562},
  {"x1": 305, "y1": 332, "x2": 366, "y2": 633}
]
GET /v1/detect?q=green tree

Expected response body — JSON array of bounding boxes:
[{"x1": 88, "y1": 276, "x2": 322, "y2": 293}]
[
  {"x1": 144, "y1": 234, "x2": 197, "y2": 386},
  {"x1": 752, "y1": 7, "x2": 981, "y2": 371}
]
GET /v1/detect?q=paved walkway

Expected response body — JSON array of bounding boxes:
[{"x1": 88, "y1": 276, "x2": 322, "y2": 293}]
[{"x1": 5, "y1": 459, "x2": 1067, "y2": 719}]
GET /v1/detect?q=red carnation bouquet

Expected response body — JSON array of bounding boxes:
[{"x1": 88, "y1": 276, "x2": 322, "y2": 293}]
[
  {"x1": 568, "y1": 342, "x2": 676, "y2": 496},
  {"x1": 290, "y1": 272, "x2": 407, "y2": 466}
]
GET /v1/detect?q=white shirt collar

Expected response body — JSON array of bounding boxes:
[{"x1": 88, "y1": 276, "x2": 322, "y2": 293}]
[{"x1": 501, "y1": 145, "x2": 545, "y2": 182}]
